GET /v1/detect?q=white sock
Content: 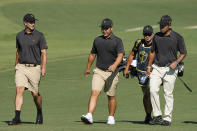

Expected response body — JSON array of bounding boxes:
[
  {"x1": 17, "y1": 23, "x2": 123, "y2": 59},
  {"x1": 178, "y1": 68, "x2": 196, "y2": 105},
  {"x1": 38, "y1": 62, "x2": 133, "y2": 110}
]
[
  {"x1": 86, "y1": 113, "x2": 92, "y2": 117},
  {"x1": 108, "y1": 116, "x2": 114, "y2": 118}
]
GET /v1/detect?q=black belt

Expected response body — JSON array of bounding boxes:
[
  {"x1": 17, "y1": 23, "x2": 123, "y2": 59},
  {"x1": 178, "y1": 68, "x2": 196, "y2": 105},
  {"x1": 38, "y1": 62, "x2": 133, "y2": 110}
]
[
  {"x1": 98, "y1": 68, "x2": 111, "y2": 72},
  {"x1": 20, "y1": 63, "x2": 38, "y2": 67},
  {"x1": 155, "y1": 63, "x2": 171, "y2": 67}
]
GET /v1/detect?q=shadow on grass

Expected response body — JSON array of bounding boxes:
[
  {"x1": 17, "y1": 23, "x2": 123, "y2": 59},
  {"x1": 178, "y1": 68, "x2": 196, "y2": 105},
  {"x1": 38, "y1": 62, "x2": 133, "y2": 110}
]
[
  {"x1": 3, "y1": 121, "x2": 35, "y2": 125},
  {"x1": 117, "y1": 120, "x2": 145, "y2": 124},
  {"x1": 75, "y1": 120, "x2": 145, "y2": 125},
  {"x1": 75, "y1": 120, "x2": 106, "y2": 124},
  {"x1": 94, "y1": 121, "x2": 106, "y2": 124},
  {"x1": 183, "y1": 121, "x2": 197, "y2": 124}
]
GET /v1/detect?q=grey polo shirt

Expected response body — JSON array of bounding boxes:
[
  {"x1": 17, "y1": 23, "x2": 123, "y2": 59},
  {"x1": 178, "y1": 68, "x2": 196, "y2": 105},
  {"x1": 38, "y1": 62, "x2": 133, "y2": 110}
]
[
  {"x1": 16, "y1": 29, "x2": 48, "y2": 65},
  {"x1": 151, "y1": 30, "x2": 187, "y2": 67},
  {"x1": 91, "y1": 34, "x2": 124, "y2": 70}
]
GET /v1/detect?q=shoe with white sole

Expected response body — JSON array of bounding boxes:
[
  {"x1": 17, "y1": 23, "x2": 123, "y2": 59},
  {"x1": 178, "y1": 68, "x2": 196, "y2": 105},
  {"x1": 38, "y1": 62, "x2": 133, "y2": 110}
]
[
  {"x1": 107, "y1": 116, "x2": 115, "y2": 125},
  {"x1": 81, "y1": 113, "x2": 93, "y2": 124}
]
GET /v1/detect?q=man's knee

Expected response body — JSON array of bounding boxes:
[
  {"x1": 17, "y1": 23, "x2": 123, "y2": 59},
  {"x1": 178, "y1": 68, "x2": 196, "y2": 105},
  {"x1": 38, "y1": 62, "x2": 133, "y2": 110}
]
[
  {"x1": 16, "y1": 86, "x2": 25, "y2": 95},
  {"x1": 108, "y1": 96, "x2": 116, "y2": 101},
  {"x1": 141, "y1": 85, "x2": 149, "y2": 93},
  {"x1": 91, "y1": 90, "x2": 100, "y2": 97},
  {"x1": 164, "y1": 90, "x2": 173, "y2": 97},
  {"x1": 149, "y1": 86, "x2": 159, "y2": 95},
  {"x1": 31, "y1": 92, "x2": 41, "y2": 98},
  {"x1": 144, "y1": 91, "x2": 150, "y2": 99}
]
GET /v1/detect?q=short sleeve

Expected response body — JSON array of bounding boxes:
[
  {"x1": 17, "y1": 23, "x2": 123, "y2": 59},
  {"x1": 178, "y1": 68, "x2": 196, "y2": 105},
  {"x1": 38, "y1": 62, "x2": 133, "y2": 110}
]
[
  {"x1": 16, "y1": 36, "x2": 19, "y2": 49},
  {"x1": 39, "y1": 33, "x2": 48, "y2": 50},
  {"x1": 116, "y1": 39, "x2": 124, "y2": 54},
  {"x1": 177, "y1": 36, "x2": 187, "y2": 54},
  {"x1": 90, "y1": 39, "x2": 97, "y2": 54},
  {"x1": 151, "y1": 36, "x2": 157, "y2": 52}
]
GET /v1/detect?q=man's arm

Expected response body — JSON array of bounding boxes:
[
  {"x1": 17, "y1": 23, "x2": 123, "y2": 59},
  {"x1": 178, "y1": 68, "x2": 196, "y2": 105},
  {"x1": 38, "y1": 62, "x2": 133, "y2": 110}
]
[
  {"x1": 15, "y1": 49, "x2": 19, "y2": 66},
  {"x1": 84, "y1": 53, "x2": 96, "y2": 76},
  {"x1": 41, "y1": 49, "x2": 47, "y2": 77},
  {"x1": 108, "y1": 53, "x2": 124, "y2": 72},
  {"x1": 169, "y1": 53, "x2": 187, "y2": 69},
  {"x1": 170, "y1": 35, "x2": 187, "y2": 69},
  {"x1": 146, "y1": 51, "x2": 155, "y2": 76},
  {"x1": 123, "y1": 51, "x2": 134, "y2": 76}
]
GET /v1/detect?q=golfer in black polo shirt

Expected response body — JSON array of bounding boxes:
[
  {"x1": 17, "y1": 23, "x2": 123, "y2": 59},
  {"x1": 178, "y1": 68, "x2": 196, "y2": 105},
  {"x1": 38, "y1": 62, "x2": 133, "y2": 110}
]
[
  {"x1": 8, "y1": 13, "x2": 48, "y2": 125},
  {"x1": 81, "y1": 18, "x2": 124, "y2": 125},
  {"x1": 146, "y1": 15, "x2": 187, "y2": 126}
]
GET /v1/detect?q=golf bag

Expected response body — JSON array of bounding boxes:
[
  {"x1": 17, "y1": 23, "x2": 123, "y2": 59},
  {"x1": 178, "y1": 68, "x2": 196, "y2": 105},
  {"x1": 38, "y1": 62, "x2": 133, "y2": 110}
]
[{"x1": 118, "y1": 57, "x2": 137, "y2": 78}]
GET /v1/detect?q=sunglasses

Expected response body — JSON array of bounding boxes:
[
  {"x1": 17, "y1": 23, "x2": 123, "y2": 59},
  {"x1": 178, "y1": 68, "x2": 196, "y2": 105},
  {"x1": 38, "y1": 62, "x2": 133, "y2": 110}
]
[
  {"x1": 143, "y1": 33, "x2": 152, "y2": 36},
  {"x1": 160, "y1": 24, "x2": 169, "y2": 29},
  {"x1": 29, "y1": 21, "x2": 35, "y2": 24}
]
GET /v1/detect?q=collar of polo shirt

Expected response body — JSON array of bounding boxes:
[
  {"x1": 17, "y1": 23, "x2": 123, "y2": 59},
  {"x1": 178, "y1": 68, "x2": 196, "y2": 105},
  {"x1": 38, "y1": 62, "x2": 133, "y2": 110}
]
[
  {"x1": 103, "y1": 33, "x2": 115, "y2": 39},
  {"x1": 24, "y1": 29, "x2": 35, "y2": 35}
]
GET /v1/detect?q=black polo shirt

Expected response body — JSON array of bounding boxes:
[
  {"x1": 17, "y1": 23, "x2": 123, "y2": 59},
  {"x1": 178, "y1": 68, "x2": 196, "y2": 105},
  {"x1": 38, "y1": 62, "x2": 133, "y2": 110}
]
[
  {"x1": 16, "y1": 29, "x2": 48, "y2": 65},
  {"x1": 91, "y1": 34, "x2": 124, "y2": 70},
  {"x1": 151, "y1": 30, "x2": 187, "y2": 67}
]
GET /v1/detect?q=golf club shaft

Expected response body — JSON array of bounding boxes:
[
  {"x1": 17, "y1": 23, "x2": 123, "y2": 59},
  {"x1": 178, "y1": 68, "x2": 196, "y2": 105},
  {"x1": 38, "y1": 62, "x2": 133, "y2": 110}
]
[{"x1": 177, "y1": 77, "x2": 192, "y2": 92}]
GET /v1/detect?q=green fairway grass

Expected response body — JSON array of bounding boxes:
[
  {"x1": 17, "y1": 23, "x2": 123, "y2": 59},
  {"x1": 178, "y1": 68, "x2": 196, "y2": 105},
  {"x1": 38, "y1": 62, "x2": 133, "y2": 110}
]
[{"x1": 0, "y1": 0, "x2": 197, "y2": 130}]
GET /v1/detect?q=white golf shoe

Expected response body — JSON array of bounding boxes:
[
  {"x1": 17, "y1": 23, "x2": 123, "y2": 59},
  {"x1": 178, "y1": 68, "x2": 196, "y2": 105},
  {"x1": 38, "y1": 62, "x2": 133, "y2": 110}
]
[
  {"x1": 81, "y1": 113, "x2": 93, "y2": 124},
  {"x1": 107, "y1": 116, "x2": 115, "y2": 125}
]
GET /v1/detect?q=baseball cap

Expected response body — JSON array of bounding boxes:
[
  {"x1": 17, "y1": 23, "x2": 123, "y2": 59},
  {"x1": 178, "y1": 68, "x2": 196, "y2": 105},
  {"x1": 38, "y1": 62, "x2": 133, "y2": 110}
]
[
  {"x1": 100, "y1": 18, "x2": 113, "y2": 30},
  {"x1": 143, "y1": 25, "x2": 153, "y2": 36},
  {"x1": 23, "y1": 13, "x2": 38, "y2": 23},
  {"x1": 158, "y1": 15, "x2": 172, "y2": 26}
]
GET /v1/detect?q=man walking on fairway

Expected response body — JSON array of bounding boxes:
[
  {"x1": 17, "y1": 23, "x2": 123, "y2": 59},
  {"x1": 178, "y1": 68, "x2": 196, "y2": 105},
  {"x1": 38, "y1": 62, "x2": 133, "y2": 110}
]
[
  {"x1": 8, "y1": 13, "x2": 48, "y2": 125},
  {"x1": 124, "y1": 25, "x2": 154, "y2": 124},
  {"x1": 81, "y1": 18, "x2": 124, "y2": 125},
  {"x1": 147, "y1": 15, "x2": 187, "y2": 126}
]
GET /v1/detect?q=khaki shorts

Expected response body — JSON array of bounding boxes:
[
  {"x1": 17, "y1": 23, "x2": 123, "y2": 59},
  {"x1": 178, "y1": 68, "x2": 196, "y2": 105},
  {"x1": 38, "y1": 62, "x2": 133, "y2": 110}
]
[
  {"x1": 92, "y1": 68, "x2": 119, "y2": 96},
  {"x1": 15, "y1": 64, "x2": 41, "y2": 93}
]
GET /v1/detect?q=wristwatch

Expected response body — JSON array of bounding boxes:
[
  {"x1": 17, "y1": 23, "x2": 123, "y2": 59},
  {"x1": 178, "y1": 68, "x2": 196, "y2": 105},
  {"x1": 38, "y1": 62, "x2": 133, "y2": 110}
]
[{"x1": 147, "y1": 66, "x2": 151, "y2": 69}]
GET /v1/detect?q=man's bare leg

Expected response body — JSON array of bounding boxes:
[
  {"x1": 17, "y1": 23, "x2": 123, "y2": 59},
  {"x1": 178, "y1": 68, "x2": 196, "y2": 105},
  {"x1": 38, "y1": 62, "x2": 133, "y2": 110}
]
[
  {"x1": 88, "y1": 90, "x2": 101, "y2": 114},
  {"x1": 8, "y1": 86, "x2": 25, "y2": 125},
  {"x1": 108, "y1": 96, "x2": 117, "y2": 116}
]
